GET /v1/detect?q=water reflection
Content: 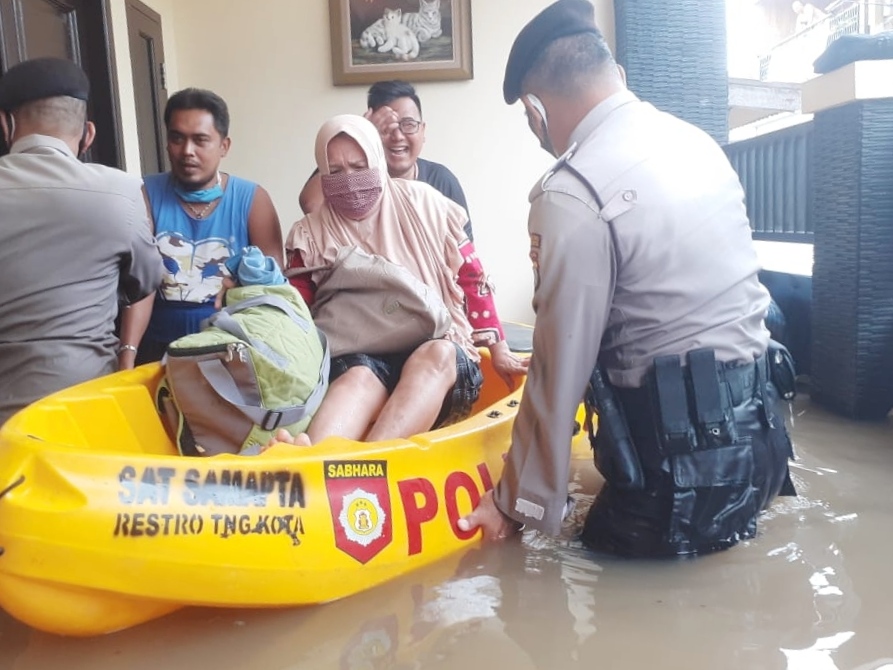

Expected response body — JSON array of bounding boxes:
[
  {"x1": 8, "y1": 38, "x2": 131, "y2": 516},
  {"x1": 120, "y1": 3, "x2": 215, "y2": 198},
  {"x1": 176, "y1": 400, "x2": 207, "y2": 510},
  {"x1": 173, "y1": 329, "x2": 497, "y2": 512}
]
[
  {"x1": 1, "y1": 399, "x2": 892, "y2": 670},
  {"x1": 782, "y1": 632, "x2": 855, "y2": 670}
]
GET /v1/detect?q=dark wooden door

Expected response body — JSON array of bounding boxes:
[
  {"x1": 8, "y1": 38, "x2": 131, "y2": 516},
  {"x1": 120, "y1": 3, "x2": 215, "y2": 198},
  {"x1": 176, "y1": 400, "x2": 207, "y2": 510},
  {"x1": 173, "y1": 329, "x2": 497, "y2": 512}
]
[
  {"x1": 0, "y1": 0, "x2": 122, "y2": 167},
  {"x1": 126, "y1": 0, "x2": 166, "y2": 175}
]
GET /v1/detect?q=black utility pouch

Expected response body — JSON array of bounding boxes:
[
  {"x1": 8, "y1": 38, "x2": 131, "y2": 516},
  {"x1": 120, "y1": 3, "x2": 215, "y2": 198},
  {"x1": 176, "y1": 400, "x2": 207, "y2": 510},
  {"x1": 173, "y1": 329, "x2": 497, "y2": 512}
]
[
  {"x1": 687, "y1": 349, "x2": 738, "y2": 449},
  {"x1": 585, "y1": 367, "x2": 645, "y2": 490},
  {"x1": 651, "y1": 355, "x2": 699, "y2": 454},
  {"x1": 767, "y1": 339, "x2": 797, "y2": 400}
]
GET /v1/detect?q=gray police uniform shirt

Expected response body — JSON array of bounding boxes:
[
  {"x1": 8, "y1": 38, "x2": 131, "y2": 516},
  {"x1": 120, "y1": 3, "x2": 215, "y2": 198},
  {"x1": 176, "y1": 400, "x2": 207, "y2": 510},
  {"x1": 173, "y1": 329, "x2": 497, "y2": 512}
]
[
  {"x1": 494, "y1": 90, "x2": 771, "y2": 535},
  {"x1": 0, "y1": 134, "x2": 162, "y2": 424}
]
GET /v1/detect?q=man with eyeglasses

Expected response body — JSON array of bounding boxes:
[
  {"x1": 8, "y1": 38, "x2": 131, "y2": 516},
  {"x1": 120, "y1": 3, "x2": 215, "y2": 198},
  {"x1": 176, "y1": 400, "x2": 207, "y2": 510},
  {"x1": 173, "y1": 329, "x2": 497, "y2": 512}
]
[{"x1": 299, "y1": 80, "x2": 474, "y2": 240}]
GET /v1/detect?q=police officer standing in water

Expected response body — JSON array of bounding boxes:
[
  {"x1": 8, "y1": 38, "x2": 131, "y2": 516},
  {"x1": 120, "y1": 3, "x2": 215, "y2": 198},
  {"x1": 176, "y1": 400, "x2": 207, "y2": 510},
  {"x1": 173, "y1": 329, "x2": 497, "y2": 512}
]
[{"x1": 459, "y1": 0, "x2": 796, "y2": 557}]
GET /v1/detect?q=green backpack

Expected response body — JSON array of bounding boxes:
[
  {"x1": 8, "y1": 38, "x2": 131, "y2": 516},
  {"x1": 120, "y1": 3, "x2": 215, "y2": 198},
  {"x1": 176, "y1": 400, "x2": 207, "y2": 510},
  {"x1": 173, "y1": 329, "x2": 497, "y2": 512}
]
[{"x1": 156, "y1": 284, "x2": 329, "y2": 456}]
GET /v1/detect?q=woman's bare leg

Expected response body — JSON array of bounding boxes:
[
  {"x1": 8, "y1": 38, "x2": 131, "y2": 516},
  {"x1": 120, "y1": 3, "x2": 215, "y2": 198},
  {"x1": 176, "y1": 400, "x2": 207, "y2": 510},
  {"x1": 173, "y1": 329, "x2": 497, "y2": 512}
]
[
  {"x1": 273, "y1": 365, "x2": 388, "y2": 447},
  {"x1": 365, "y1": 340, "x2": 457, "y2": 441}
]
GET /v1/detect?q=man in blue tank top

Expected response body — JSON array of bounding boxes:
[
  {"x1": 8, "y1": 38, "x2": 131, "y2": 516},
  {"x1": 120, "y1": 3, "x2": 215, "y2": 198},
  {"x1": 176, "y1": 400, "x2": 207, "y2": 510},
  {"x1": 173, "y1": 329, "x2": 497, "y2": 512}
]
[{"x1": 122, "y1": 88, "x2": 284, "y2": 366}]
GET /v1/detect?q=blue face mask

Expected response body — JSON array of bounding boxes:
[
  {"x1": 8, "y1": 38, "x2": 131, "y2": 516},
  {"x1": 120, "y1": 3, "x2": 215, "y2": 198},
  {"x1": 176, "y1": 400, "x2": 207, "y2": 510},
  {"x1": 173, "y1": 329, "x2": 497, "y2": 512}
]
[{"x1": 174, "y1": 172, "x2": 223, "y2": 203}]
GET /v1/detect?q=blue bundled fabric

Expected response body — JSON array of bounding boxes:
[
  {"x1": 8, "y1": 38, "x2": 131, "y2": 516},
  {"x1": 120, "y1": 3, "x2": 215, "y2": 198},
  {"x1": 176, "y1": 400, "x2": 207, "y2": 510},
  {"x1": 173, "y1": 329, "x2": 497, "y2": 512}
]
[{"x1": 224, "y1": 246, "x2": 286, "y2": 286}]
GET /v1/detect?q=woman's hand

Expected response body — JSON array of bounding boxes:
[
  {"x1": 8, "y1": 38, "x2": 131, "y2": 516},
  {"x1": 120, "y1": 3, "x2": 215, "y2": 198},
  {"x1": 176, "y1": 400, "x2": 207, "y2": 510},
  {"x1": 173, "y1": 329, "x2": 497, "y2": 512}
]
[{"x1": 489, "y1": 340, "x2": 529, "y2": 391}]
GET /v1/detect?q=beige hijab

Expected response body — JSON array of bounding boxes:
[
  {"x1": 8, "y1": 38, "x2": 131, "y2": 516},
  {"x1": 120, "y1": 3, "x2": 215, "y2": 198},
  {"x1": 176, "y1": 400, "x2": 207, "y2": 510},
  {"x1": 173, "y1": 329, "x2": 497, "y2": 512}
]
[{"x1": 287, "y1": 114, "x2": 478, "y2": 361}]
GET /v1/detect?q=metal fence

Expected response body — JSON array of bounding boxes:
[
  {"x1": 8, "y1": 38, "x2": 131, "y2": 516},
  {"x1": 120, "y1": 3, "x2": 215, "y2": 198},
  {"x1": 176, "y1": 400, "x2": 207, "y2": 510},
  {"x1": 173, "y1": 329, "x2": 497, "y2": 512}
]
[
  {"x1": 829, "y1": 2, "x2": 865, "y2": 38},
  {"x1": 724, "y1": 122, "x2": 814, "y2": 241}
]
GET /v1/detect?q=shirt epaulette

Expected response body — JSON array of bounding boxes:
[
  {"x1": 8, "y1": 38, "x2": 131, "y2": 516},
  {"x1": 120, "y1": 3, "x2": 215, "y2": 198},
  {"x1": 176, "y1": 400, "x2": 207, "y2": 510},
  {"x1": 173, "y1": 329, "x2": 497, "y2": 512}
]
[
  {"x1": 528, "y1": 143, "x2": 579, "y2": 202},
  {"x1": 536, "y1": 142, "x2": 607, "y2": 210},
  {"x1": 541, "y1": 142, "x2": 579, "y2": 189}
]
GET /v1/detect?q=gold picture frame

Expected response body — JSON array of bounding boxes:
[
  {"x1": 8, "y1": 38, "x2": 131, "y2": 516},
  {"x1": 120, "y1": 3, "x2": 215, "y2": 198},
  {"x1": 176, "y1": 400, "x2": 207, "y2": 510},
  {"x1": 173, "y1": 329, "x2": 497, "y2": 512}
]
[{"x1": 329, "y1": 0, "x2": 473, "y2": 86}]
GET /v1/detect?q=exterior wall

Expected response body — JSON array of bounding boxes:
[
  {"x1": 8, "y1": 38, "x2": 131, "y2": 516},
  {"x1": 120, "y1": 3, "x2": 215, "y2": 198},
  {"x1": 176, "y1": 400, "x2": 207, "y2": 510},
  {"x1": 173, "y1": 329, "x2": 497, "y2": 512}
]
[
  {"x1": 616, "y1": 0, "x2": 727, "y2": 143},
  {"x1": 108, "y1": 0, "x2": 180, "y2": 175},
  {"x1": 108, "y1": 0, "x2": 616, "y2": 324}
]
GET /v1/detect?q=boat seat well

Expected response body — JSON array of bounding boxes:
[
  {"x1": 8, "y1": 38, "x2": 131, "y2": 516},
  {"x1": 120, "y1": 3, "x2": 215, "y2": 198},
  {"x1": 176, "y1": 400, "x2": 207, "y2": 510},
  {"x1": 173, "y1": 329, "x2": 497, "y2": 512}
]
[
  {"x1": 6, "y1": 345, "x2": 522, "y2": 458},
  {"x1": 8, "y1": 366, "x2": 177, "y2": 456}
]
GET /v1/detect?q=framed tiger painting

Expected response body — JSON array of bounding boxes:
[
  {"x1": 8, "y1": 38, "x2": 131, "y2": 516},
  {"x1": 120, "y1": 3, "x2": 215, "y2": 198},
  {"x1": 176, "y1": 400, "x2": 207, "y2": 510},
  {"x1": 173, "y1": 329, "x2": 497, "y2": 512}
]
[{"x1": 329, "y1": 0, "x2": 473, "y2": 85}]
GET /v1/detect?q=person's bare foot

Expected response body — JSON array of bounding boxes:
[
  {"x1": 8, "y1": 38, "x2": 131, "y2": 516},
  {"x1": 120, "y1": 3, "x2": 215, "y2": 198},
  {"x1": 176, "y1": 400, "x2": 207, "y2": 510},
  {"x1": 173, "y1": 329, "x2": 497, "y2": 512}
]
[
  {"x1": 264, "y1": 428, "x2": 313, "y2": 450},
  {"x1": 290, "y1": 431, "x2": 312, "y2": 447}
]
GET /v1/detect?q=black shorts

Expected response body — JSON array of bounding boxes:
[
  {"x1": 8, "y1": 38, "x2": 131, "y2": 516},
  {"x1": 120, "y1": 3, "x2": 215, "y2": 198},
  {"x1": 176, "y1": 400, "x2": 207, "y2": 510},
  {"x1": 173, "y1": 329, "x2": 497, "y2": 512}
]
[{"x1": 329, "y1": 342, "x2": 484, "y2": 428}]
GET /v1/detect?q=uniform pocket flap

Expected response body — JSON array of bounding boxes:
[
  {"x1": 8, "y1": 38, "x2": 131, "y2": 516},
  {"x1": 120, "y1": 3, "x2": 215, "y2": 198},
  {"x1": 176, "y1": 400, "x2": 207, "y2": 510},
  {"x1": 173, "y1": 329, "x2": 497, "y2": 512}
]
[{"x1": 673, "y1": 441, "x2": 754, "y2": 488}]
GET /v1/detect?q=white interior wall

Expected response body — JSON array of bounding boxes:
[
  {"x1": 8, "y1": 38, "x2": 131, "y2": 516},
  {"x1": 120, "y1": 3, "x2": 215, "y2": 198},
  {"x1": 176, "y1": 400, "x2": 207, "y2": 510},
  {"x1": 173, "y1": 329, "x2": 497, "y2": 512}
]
[{"x1": 110, "y1": 0, "x2": 616, "y2": 323}]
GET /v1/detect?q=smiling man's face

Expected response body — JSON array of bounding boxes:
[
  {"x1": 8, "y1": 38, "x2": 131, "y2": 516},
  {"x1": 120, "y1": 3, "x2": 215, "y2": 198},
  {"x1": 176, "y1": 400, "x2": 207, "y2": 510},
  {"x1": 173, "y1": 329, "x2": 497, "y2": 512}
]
[{"x1": 378, "y1": 96, "x2": 425, "y2": 180}]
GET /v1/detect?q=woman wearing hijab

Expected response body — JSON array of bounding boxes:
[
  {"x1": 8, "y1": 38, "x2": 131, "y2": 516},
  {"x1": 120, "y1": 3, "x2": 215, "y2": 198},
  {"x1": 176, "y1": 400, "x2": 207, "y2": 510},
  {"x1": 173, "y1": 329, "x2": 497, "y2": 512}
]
[{"x1": 280, "y1": 115, "x2": 527, "y2": 446}]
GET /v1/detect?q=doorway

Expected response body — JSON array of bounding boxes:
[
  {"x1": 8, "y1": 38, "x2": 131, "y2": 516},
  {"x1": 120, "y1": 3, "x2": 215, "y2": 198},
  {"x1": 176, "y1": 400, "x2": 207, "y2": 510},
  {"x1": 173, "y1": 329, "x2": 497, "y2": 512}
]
[
  {"x1": 126, "y1": 0, "x2": 166, "y2": 175},
  {"x1": 0, "y1": 0, "x2": 123, "y2": 166}
]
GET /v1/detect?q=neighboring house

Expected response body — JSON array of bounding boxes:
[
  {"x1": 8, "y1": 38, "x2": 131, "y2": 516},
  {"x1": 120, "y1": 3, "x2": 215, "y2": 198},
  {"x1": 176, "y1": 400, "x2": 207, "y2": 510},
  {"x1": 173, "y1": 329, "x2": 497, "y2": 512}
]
[{"x1": 760, "y1": 0, "x2": 892, "y2": 84}]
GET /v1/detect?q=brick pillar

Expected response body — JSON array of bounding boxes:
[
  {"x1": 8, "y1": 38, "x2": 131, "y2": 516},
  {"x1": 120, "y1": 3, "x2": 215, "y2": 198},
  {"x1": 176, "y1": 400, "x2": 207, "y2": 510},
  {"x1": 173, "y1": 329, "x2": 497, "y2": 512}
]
[
  {"x1": 811, "y1": 98, "x2": 893, "y2": 419},
  {"x1": 614, "y1": 0, "x2": 729, "y2": 144}
]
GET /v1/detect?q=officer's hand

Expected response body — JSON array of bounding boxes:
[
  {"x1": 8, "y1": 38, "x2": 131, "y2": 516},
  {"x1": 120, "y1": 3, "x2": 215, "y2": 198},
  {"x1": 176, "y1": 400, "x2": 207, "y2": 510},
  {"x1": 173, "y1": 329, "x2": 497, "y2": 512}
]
[
  {"x1": 489, "y1": 340, "x2": 529, "y2": 391},
  {"x1": 364, "y1": 105, "x2": 399, "y2": 137},
  {"x1": 458, "y1": 490, "x2": 522, "y2": 541}
]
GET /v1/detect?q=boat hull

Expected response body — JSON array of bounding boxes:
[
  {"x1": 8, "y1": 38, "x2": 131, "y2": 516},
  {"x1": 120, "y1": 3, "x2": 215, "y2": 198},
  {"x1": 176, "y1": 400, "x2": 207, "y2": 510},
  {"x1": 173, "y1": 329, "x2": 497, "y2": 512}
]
[{"x1": 0, "y1": 358, "x2": 588, "y2": 636}]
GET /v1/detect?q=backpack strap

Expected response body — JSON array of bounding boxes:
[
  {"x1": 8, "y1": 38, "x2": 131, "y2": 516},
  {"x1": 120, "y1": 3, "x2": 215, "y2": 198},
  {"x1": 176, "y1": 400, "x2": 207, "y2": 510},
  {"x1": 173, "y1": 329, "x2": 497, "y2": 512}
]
[
  {"x1": 208, "y1": 295, "x2": 314, "y2": 369},
  {"x1": 196, "y1": 330, "x2": 331, "y2": 431},
  {"x1": 222, "y1": 294, "x2": 311, "y2": 324},
  {"x1": 215, "y1": 294, "x2": 312, "y2": 333}
]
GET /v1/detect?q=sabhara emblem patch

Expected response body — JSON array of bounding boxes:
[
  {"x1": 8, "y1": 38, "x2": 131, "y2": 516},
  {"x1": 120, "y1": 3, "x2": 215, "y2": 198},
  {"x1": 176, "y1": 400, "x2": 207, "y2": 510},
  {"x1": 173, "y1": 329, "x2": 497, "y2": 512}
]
[
  {"x1": 338, "y1": 489, "x2": 386, "y2": 547},
  {"x1": 325, "y1": 460, "x2": 392, "y2": 563}
]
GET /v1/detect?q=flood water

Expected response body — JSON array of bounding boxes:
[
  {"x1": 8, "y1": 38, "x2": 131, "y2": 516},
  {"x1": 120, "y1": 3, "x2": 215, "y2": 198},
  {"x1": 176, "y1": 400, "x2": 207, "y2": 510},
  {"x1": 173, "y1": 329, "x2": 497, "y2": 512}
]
[{"x1": 1, "y1": 396, "x2": 892, "y2": 670}]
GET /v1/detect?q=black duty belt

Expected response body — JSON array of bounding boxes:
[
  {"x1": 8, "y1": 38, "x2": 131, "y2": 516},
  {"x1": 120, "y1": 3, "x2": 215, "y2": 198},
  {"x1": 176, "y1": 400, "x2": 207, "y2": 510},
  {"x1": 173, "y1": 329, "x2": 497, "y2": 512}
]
[
  {"x1": 617, "y1": 353, "x2": 766, "y2": 406},
  {"x1": 610, "y1": 351, "x2": 771, "y2": 458}
]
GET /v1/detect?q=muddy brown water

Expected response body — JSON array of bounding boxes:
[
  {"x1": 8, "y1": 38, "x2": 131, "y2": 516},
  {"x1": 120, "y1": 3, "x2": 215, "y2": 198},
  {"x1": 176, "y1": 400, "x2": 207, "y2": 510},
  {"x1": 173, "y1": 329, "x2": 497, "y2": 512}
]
[{"x1": 1, "y1": 397, "x2": 892, "y2": 669}]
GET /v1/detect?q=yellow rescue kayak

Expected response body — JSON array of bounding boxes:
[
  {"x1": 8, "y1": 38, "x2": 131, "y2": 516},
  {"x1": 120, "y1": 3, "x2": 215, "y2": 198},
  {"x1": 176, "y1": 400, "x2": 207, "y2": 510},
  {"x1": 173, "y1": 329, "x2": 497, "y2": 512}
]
[{"x1": 0, "y1": 352, "x2": 591, "y2": 637}]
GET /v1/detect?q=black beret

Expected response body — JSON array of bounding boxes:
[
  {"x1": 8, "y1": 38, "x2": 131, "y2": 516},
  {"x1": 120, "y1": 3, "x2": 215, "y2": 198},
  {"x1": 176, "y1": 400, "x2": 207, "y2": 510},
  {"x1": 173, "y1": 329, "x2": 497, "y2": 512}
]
[
  {"x1": 0, "y1": 57, "x2": 89, "y2": 111},
  {"x1": 503, "y1": 0, "x2": 601, "y2": 104}
]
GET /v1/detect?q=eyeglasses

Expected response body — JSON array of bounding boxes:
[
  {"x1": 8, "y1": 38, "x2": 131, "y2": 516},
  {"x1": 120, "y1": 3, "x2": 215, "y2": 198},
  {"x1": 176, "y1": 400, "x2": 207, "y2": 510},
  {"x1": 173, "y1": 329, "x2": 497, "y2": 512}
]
[{"x1": 396, "y1": 117, "x2": 422, "y2": 135}]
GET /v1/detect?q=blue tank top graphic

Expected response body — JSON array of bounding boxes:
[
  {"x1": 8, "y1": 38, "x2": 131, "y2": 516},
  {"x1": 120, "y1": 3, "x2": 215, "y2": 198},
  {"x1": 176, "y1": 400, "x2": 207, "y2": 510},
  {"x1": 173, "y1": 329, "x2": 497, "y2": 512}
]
[
  {"x1": 143, "y1": 172, "x2": 257, "y2": 344},
  {"x1": 144, "y1": 172, "x2": 255, "y2": 305}
]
